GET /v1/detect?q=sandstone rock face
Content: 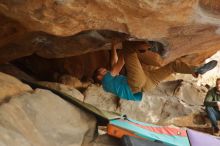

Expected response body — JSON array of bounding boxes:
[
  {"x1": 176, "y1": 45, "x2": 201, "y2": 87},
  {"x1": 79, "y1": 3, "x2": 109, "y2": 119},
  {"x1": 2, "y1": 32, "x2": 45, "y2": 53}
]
[
  {"x1": 1, "y1": 1, "x2": 220, "y2": 142},
  {"x1": 0, "y1": 0, "x2": 220, "y2": 67},
  {"x1": 84, "y1": 85, "x2": 118, "y2": 112},
  {"x1": 0, "y1": 0, "x2": 218, "y2": 38},
  {"x1": 0, "y1": 72, "x2": 32, "y2": 103},
  {"x1": 12, "y1": 51, "x2": 110, "y2": 81},
  {"x1": 199, "y1": 0, "x2": 220, "y2": 15},
  {"x1": 84, "y1": 80, "x2": 207, "y2": 126},
  {"x1": 38, "y1": 81, "x2": 85, "y2": 101},
  {"x1": 0, "y1": 89, "x2": 96, "y2": 146}
]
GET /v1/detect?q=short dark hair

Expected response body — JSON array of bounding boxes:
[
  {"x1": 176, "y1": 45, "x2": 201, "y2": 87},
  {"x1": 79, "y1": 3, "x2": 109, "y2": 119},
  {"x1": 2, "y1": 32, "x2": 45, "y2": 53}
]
[
  {"x1": 216, "y1": 78, "x2": 220, "y2": 82},
  {"x1": 92, "y1": 68, "x2": 102, "y2": 84}
]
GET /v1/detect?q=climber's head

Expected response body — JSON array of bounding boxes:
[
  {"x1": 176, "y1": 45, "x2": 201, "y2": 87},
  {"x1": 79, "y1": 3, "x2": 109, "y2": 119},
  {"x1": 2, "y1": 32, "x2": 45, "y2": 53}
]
[{"x1": 92, "y1": 67, "x2": 107, "y2": 84}]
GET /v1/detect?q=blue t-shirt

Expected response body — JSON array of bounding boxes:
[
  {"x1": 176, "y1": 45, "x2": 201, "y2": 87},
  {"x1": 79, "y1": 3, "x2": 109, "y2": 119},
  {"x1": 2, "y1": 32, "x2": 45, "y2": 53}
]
[{"x1": 102, "y1": 72, "x2": 142, "y2": 101}]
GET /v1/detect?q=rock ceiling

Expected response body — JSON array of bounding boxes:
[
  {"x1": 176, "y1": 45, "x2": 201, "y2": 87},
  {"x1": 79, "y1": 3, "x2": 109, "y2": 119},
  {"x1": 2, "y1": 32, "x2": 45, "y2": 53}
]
[{"x1": 0, "y1": 0, "x2": 220, "y2": 66}]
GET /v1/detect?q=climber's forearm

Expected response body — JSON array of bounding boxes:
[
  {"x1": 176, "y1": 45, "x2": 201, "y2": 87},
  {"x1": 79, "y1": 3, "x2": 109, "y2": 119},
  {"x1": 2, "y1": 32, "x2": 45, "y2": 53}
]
[
  {"x1": 110, "y1": 53, "x2": 124, "y2": 76},
  {"x1": 111, "y1": 42, "x2": 118, "y2": 67}
]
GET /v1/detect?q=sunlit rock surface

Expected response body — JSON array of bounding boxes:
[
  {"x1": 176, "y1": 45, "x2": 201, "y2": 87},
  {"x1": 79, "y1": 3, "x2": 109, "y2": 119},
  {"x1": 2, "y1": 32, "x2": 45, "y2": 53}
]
[
  {"x1": 0, "y1": 72, "x2": 32, "y2": 102},
  {"x1": 0, "y1": 88, "x2": 96, "y2": 146},
  {"x1": 174, "y1": 51, "x2": 220, "y2": 86}
]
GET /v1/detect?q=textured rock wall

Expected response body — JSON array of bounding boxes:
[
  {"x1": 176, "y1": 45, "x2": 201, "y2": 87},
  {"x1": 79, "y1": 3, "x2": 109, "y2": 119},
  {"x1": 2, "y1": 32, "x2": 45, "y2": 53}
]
[
  {"x1": 0, "y1": 0, "x2": 220, "y2": 68},
  {"x1": 84, "y1": 80, "x2": 207, "y2": 127},
  {"x1": 12, "y1": 50, "x2": 110, "y2": 81},
  {"x1": 0, "y1": 72, "x2": 98, "y2": 146},
  {"x1": 0, "y1": 72, "x2": 32, "y2": 102}
]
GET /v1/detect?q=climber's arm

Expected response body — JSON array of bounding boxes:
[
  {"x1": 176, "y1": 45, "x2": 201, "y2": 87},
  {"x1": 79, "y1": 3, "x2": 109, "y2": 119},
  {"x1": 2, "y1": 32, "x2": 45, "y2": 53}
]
[
  {"x1": 110, "y1": 54, "x2": 124, "y2": 76},
  {"x1": 111, "y1": 42, "x2": 119, "y2": 67}
]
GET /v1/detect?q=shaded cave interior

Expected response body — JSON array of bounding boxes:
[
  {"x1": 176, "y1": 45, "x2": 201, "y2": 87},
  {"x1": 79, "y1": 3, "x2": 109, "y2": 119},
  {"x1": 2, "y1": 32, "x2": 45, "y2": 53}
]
[{"x1": 0, "y1": 29, "x2": 148, "y2": 91}]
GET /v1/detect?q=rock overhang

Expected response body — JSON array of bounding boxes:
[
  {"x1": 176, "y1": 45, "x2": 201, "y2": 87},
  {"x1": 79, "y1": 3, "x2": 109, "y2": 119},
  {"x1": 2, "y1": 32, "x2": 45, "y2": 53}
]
[{"x1": 0, "y1": 0, "x2": 220, "y2": 67}]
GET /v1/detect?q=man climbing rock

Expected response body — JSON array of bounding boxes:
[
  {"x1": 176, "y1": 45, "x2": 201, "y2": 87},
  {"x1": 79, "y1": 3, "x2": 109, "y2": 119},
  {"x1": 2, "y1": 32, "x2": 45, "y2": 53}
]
[
  {"x1": 204, "y1": 78, "x2": 220, "y2": 135},
  {"x1": 93, "y1": 40, "x2": 217, "y2": 101}
]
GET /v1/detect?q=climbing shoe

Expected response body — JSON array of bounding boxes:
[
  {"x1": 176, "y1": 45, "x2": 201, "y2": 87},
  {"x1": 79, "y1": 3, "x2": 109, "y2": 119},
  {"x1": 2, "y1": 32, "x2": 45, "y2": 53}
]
[{"x1": 194, "y1": 60, "x2": 218, "y2": 75}]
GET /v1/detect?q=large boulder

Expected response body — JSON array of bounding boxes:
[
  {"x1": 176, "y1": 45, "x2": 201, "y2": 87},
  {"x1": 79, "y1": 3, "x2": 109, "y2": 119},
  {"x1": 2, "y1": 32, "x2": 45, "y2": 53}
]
[
  {"x1": 0, "y1": 72, "x2": 32, "y2": 102},
  {"x1": 0, "y1": 0, "x2": 220, "y2": 67},
  {"x1": 38, "y1": 81, "x2": 85, "y2": 101},
  {"x1": 84, "y1": 80, "x2": 207, "y2": 126},
  {"x1": 0, "y1": 89, "x2": 96, "y2": 146},
  {"x1": 84, "y1": 85, "x2": 118, "y2": 112}
]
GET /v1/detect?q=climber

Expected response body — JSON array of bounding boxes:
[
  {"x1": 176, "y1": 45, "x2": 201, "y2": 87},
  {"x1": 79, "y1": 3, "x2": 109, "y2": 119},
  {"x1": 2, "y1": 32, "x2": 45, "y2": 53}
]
[
  {"x1": 204, "y1": 78, "x2": 220, "y2": 135},
  {"x1": 92, "y1": 40, "x2": 161, "y2": 101},
  {"x1": 93, "y1": 40, "x2": 217, "y2": 101}
]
